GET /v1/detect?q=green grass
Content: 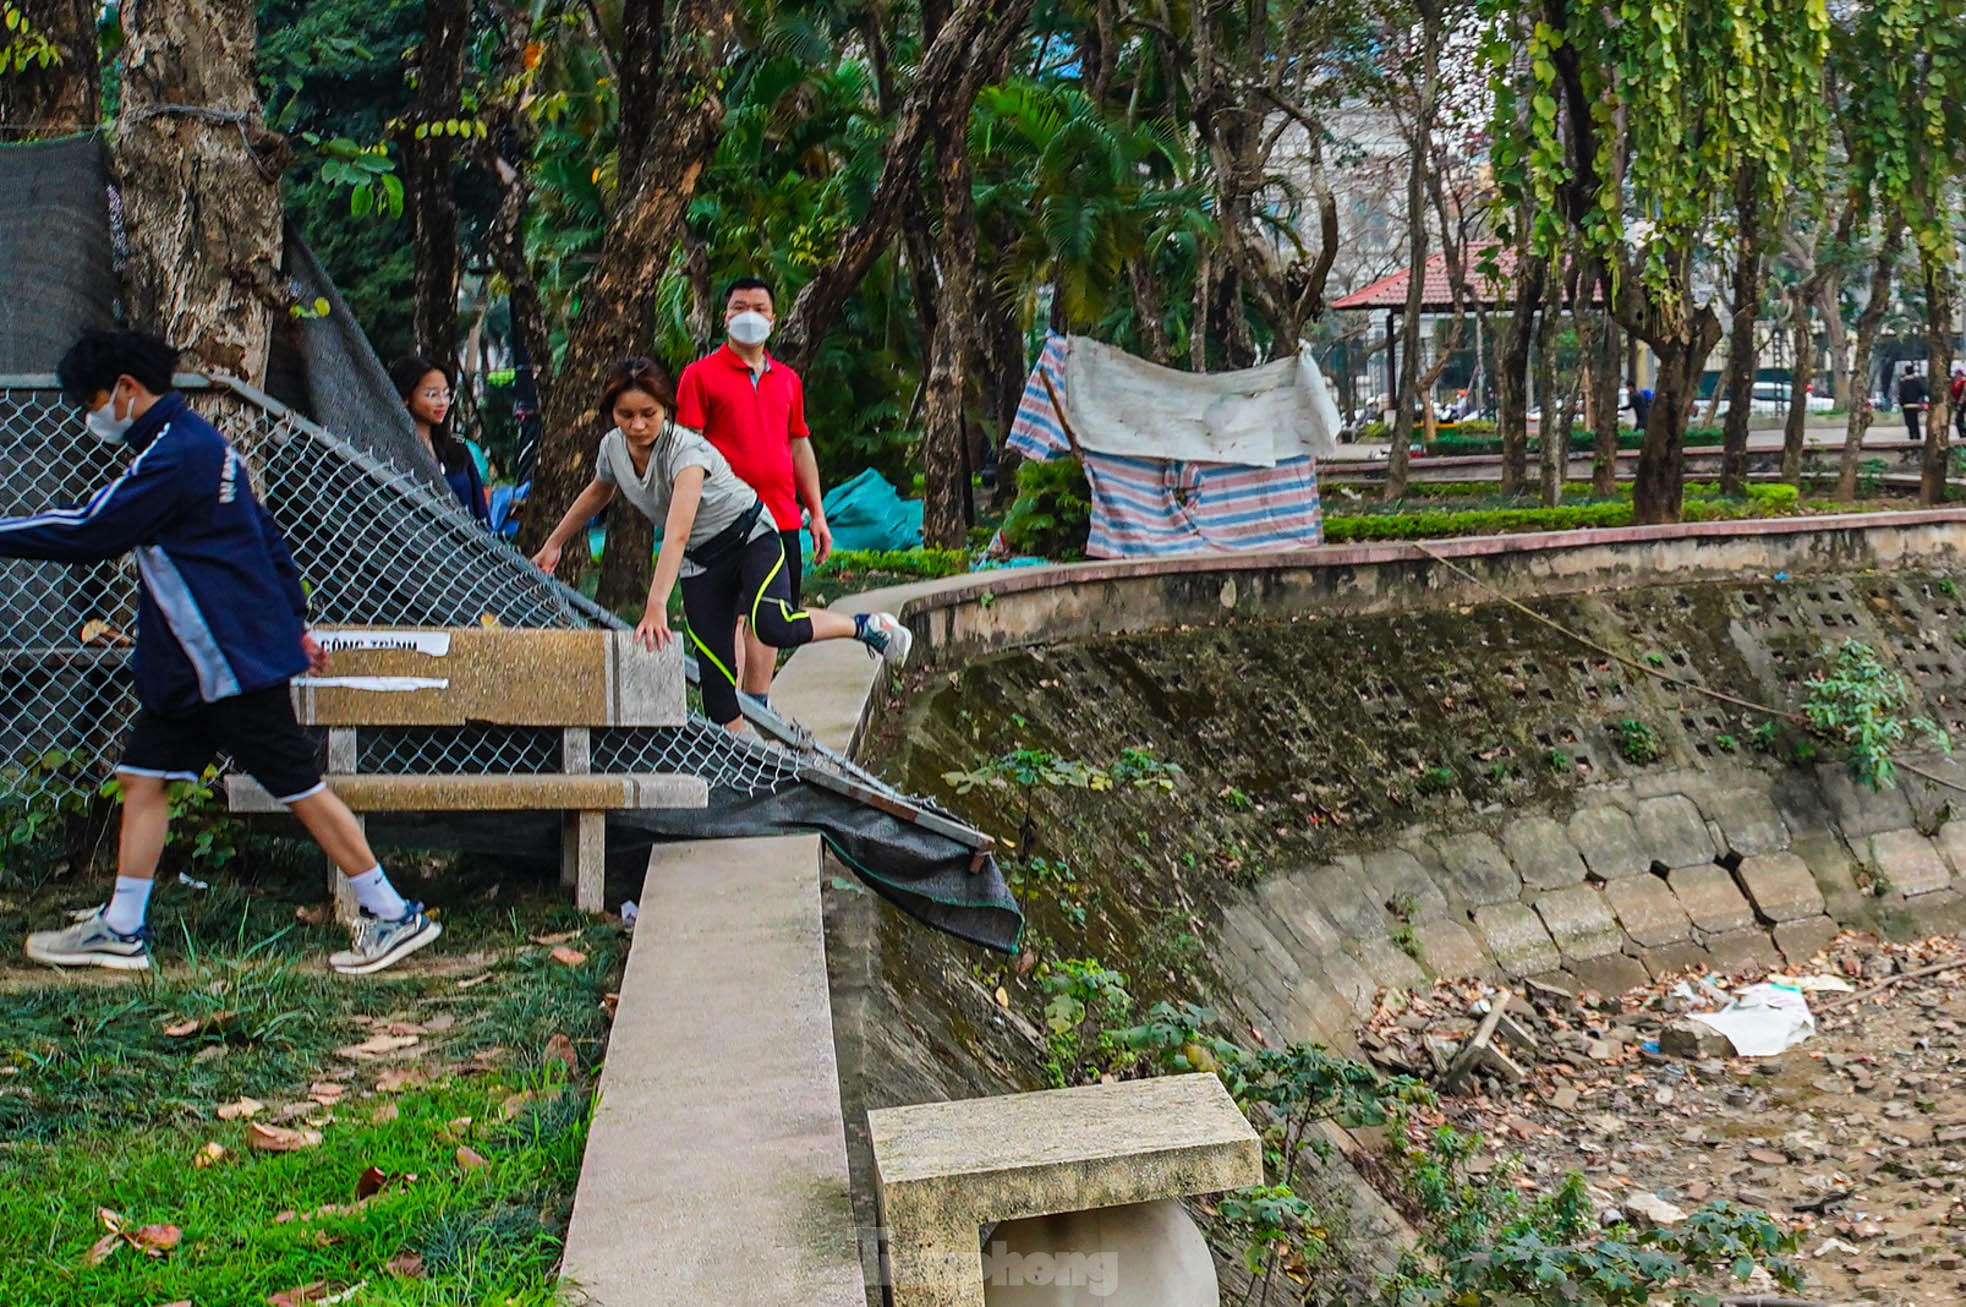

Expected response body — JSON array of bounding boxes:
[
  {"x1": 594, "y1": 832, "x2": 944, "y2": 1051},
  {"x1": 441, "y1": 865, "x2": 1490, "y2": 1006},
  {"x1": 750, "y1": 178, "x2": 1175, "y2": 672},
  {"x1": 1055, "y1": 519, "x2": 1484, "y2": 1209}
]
[{"x1": 0, "y1": 849, "x2": 626, "y2": 1303}]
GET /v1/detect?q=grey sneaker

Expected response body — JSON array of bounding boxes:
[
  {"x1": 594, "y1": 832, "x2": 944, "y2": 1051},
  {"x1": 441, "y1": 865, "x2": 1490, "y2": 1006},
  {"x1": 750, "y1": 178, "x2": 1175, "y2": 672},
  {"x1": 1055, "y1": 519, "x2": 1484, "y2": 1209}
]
[
  {"x1": 859, "y1": 611, "x2": 914, "y2": 666},
  {"x1": 328, "y1": 905, "x2": 442, "y2": 976},
  {"x1": 25, "y1": 910, "x2": 152, "y2": 971}
]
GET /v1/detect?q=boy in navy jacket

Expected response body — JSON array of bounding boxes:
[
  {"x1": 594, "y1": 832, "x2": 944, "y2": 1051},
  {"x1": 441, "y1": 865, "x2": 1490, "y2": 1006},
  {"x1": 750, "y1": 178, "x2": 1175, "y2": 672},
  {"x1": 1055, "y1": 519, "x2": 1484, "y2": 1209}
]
[{"x1": 0, "y1": 328, "x2": 440, "y2": 974}]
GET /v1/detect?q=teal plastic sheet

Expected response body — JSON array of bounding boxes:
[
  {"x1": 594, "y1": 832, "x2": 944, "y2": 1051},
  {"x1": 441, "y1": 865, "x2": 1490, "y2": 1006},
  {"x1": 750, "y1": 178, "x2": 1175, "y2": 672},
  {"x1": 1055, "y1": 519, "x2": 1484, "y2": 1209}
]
[{"x1": 804, "y1": 468, "x2": 922, "y2": 556}]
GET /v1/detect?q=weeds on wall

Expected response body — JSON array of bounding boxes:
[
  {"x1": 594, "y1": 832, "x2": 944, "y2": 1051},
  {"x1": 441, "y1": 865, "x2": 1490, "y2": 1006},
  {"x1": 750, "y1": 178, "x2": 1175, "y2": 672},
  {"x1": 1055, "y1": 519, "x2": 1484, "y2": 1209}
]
[{"x1": 1804, "y1": 641, "x2": 1952, "y2": 792}]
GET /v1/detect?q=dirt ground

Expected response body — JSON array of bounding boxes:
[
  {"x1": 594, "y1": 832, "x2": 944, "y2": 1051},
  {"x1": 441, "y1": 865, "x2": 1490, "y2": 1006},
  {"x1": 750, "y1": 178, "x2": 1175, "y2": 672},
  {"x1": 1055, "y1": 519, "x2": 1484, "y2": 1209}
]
[{"x1": 1363, "y1": 933, "x2": 1966, "y2": 1306}]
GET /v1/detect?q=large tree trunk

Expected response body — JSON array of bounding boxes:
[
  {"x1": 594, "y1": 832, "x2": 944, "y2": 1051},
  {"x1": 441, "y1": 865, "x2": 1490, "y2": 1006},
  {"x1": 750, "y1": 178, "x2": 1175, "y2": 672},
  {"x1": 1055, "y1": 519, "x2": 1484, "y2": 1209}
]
[
  {"x1": 1586, "y1": 274, "x2": 1621, "y2": 498},
  {"x1": 519, "y1": 0, "x2": 735, "y2": 606},
  {"x1": 1127, "y1": 256, "x2": 1171, "y2": 365},
  {"x1": 1631, "y1": 328, "x2": 1719, "y2": 523},
  {"x1": 773, "y1": 0, "x2": 1039, "y2": 372},
  {"x1": 1496, "y1": 254, "x2": 1545, "y2": 495},
  {"x1": 1382, "y1": 9, "x2": 1439, "y2": 503},
  {"x1": 1837, "y1": 226, "x2": 1901, "y2": 500},
  {"x1": 0, "y1": 0, "x2": 97, "y2": 133},
  {"x1": 920, "y1": 123, "x2": 982, "y2": 548},
  {"x1": 1720, "y1": 175, "x2": 1764, "y2": 497},
  {"x1": 1919, "y1": 248, "x2": 1954, "y2": 506},
  {"x1": 1534, "y1": 269, "x2": 1564, "y2": 506},
  {"x1": 402, "y1": 0, "x2": 470, "y2": 365},
  {"x1": 1779, "y1": 289, "x2": 1815, "y2": 484},
  {"x1": 112, "y1": 0, "x2": 288, "y2": 382}
]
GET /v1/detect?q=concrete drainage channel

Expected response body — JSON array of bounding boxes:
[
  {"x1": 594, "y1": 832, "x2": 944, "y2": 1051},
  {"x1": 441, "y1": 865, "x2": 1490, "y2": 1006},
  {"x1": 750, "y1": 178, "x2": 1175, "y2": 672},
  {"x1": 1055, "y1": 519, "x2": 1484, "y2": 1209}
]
[{"x1": 558, "y1": 508, "x2": 1966, "y2": 1304}]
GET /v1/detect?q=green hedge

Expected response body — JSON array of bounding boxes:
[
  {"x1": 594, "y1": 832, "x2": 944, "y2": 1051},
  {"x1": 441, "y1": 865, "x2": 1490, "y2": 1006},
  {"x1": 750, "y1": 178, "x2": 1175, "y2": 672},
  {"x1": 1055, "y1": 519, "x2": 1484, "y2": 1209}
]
[
  {"x1": 1323, "y1": 482, "x2": 1799, "y2": 543},
  {"x1": 1417, "y1": 426, "x2": 1728, "y2": 459}
]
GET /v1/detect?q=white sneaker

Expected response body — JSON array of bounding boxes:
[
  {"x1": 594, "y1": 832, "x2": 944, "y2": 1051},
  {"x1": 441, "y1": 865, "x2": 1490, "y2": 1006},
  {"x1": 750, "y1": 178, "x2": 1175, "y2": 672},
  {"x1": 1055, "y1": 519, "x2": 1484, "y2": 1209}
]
[
  {"x1": 25, "y1": 910, "x2": 152, "y2": 970},
  {"x1": 859, "y1": 612, "x2": 914, "y2": 666},
  {"x1": 328, "y1": 905, "x2": 442, "y2": 976}
]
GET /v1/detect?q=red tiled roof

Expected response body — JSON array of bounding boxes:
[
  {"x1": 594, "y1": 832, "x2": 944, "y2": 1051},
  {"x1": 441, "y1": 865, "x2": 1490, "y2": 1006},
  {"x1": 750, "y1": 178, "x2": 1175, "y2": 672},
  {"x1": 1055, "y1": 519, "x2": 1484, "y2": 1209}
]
[{"x1": 1331, "y1": 243, "x2": 1517, "y2": 311}]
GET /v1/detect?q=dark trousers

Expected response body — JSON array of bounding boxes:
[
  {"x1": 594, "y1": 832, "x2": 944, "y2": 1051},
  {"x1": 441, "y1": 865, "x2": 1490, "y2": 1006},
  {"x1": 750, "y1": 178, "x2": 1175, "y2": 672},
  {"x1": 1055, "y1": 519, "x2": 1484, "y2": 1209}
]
[
  {"x1": 682, "y1": 533, "x2": 814, "y2": 724},
  {"x1": 1905, "y1": 405, "x2": 1922, "y2": 442}
]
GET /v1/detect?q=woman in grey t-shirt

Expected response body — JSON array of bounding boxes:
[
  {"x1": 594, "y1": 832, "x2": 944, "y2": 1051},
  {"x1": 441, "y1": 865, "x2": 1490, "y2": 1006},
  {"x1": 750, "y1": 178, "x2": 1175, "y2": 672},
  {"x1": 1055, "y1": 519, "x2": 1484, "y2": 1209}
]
[{"x1": 531, "y1": 357, "x2": 912, "y2": 728}]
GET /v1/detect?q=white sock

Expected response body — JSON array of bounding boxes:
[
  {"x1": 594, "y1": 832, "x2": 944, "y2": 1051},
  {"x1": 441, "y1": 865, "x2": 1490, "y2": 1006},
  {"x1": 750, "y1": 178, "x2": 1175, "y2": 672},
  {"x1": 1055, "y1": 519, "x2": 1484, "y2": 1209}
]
[
  {"x1": 345, "y1": 866, "x2": 410, "y2": 920},
  {"x1": 102, "y1": 876, "x2": 154, "y2": 935}
]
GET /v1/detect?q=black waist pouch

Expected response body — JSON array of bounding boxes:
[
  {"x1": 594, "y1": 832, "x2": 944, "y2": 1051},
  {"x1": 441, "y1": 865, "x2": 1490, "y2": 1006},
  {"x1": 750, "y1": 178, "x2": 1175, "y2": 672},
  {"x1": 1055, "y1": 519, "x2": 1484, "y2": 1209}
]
[{"x1": 685, "y1": 499, "x2": 767, "y2": 569}]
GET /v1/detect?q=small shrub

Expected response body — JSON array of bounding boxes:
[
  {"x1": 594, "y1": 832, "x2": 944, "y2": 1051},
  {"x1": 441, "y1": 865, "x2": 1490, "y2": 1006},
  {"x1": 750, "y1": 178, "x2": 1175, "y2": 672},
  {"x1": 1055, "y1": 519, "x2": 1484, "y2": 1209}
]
[
  {"x1": 1391, "y1": 925, "x2": 1423, "y2": 960},
  {"x1": 1000, "y1": 457, "x2": 1092, "y2": 558},
  {"x1": 1803, "y1": 640, "x2": 1952, "y2": 791},
  {"x1": 1545, "y1": 748, "x2": 1573, "y2": 772},
  {"x1": 1613, "y1": 719, "x2": 1661, "y2": 765}
]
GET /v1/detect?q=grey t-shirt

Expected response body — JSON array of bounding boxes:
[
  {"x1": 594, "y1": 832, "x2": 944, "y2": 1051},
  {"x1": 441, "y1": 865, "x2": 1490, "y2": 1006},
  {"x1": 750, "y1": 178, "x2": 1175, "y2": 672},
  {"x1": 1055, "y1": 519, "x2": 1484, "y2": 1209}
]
[{"x1": 595, "y1": 423, "x2": 772, "y2": 577}]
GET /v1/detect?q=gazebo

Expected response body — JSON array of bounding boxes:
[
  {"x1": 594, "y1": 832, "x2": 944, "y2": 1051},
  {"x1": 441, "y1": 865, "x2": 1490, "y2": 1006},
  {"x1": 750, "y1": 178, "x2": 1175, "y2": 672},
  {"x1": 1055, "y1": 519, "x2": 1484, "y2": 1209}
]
[{"x1": 1331, "y1": 243, "x2": 1518, "y2": 407}]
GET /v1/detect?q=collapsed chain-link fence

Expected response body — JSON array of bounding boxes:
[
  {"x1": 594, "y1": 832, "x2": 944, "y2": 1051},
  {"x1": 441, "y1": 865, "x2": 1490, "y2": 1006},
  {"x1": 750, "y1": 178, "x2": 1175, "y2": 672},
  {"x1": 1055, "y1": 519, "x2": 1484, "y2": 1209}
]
[{"x1": 0, "y1": 375, "x2": 918, "y2": 820}]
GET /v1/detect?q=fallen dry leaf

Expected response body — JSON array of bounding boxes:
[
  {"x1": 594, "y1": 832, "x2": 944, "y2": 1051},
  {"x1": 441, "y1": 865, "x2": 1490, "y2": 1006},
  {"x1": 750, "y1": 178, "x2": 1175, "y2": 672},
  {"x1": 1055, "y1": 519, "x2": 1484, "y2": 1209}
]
[
  {"x1": 1016, "y1": 951, "x2": 1038, "y2": 976},
  {"x1": 83, "y1": 1232, "x2": 122, "y2": 1267},
  {"x1": 994, "y1": 986, "x2": 1011, "y2": 1009},
  {"x1": 543, "y1": 1033, "x2": 577, "y2": 1073},
  {"x1": 374, "y1": 1067, "x2": 427, "y2": 1094},
  {"x1": 455, "y1": 1146, "x2": 487, "y2": 1169},
  {"x1": 160, "y1": 1302, "x2": 193, "y2": 1307},
  {"x1": 420, "y1": 1013, "x2": 456, "y2": 1033},
  {"x1": 530, "y1": 930, "x2": 579, "y2": 947},
  {"x1": 131, "y1": 1223, "x2": 181, "y2": 1256},
  {"x1": 163, "y1": 1018, "x2": 201, "y2": 1038},
  {"x1": 382, "y1": 1021, "x2": 426, "y2": 1037},
  {"x1": 600, "y1": 992, "x2": 619, "y2": 1019},
  {"x1": 216, "y1": 1092, "x2": 263, "y2": 1124},
  {"x1": 355, "y1": 1166, "x2": 388, "y2": 1200},
  {"x1": 385, "y1": 1251, "x2": 425, "y2": 1278},
  {"x1": 335, "y1": 1033, "x2": 420, "y2": 1059},
  {"x1": 549, "y1": 945, "x2": 588, "y2": 968},
  {"x1": 370, "y1": 1102, "x2": 401, "y2": 1124},
  {"x1": 308, "y1": 1082, "x2": 347, "y2": 1106},
  {"x1": 455, "y1": 972, "x2": 495, "y2": 990},
  {"x1": 79, "y1": 618, "x2": 132, "y2": 648},
  {"x1": 193, "y1": 1141, "x2": 227, "y2": 1168},
  {"x1": 247, "y1": 1123, "x2": 324, "y2": 1153},
  {"x1": 266, "y1": 1283, "x2": 330, "y2": 1307},
  {"x1": 294, "y1": 904, "x2": 331, "y2": 928}
]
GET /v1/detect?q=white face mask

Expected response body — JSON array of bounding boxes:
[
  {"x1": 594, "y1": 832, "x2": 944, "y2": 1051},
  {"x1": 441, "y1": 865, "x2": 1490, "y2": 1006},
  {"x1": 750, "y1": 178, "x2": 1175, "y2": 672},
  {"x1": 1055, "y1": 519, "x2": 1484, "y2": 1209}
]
[
  {"x1": 728, "y1": 310, "x2": 773, "y2": 347},
  {"x1": 86, "y1": 392, "x2": 134, "y2": 446}
]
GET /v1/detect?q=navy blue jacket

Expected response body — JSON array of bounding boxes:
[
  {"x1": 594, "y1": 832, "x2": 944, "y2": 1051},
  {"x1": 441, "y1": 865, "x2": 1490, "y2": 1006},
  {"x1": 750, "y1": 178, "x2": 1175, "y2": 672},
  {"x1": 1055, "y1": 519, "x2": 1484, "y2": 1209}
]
[{"x1": 0, "y1": 392, "x2": 309, "y2": 714}]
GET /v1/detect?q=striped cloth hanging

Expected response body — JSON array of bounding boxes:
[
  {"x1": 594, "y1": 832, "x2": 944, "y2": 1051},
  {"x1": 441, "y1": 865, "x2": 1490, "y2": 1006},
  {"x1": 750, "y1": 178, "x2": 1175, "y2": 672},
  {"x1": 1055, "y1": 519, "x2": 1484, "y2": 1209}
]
[{"x1": 1007, "y1": 334, "x2": 1323, "y2": 559}]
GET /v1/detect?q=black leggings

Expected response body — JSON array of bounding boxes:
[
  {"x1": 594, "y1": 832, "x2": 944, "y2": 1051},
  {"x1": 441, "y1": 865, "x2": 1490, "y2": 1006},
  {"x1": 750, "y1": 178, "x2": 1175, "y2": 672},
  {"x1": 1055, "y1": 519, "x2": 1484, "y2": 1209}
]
[{"x1": 682, "y1": 532, "x2": 814, "y2": 723}]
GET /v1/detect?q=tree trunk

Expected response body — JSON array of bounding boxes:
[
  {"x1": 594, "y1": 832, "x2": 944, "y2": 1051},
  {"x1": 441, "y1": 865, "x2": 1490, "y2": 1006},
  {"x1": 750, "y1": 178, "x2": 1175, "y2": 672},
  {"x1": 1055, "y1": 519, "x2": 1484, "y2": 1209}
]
[
  {"x1": 1779, "y1": 288, "x2": 1815, "y2": 484},
  {"x1": 1127, "y1": 256, "x2": 1170, "y2": 365},
  {"x1": 773, "y1": 0, "x2": 1040, "y2": 372},
  {"x1": 1720, "y1": 177, "x2": 1764, "y2": 497},
  {"x1": 403, "y1": 0, "x2": 469, "y2": 365},
  {"x1": 0, "y1": 0, "x2": 97, "y2": 133},
  {"x1": 112, "y1": 0, "x2": 289, "y2": 382},
  {"x1": 1632, "y1": 332, "x2": 1715, "y2": 523},
  {"x1": 519, "y1": 0, "x2": 734, "y2": 604},
  {"x1": 1588, "y1": 278, "x2": 1621, "y2": 498},
  {"x1": 1497, "y1": 255, "x2": 1545, "y2": 495},
  {"x1": 1919, "y1": 248, "x2": 1954, "y2": 506},
  {"x1": 920, "y1": 123, "x2": 981, "y2": 548},
  {"x1": 1535, "y1": 270, "x2": 1564, "y2": 506},
  {"x1": 1837, "y1": 226, "x2": 1901, "y2": 501}
]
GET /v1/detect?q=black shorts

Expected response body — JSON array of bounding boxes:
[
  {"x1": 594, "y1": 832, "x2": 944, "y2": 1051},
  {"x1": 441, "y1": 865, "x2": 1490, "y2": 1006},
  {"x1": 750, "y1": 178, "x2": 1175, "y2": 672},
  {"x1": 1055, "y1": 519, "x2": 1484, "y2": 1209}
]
[
  {"x1": 778, "y1": 527, "x2": 804, "y2": 606},
  {"x1": 122, "y1": 683, "x2": 324, "y2": 804}
]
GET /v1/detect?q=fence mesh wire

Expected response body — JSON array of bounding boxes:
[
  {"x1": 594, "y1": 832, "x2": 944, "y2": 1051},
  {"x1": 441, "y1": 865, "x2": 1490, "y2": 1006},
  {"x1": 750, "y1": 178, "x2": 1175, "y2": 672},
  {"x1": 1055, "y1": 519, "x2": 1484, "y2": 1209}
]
[{"x1": 0, "y1": 376, "x2": 822, "y2": 814}]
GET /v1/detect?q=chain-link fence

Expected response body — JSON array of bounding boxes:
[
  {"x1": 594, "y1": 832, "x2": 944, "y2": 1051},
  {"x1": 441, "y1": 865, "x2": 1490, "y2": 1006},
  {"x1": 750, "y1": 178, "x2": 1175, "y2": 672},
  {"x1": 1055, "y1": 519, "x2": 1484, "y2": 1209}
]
[{"x1": 0, "y1": 374, "x2": 985, "y2": 858}]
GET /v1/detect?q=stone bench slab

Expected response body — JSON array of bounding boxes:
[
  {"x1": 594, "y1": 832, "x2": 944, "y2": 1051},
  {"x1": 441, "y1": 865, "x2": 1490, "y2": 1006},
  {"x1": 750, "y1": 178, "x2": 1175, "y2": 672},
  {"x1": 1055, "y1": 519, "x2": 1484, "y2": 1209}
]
[
  {"x1": 226, "y1": 772, "x2": 708, "y2": 813},
  {"x1": 870, "y1": 1074, "x2": 1260, "y2": 1306}
]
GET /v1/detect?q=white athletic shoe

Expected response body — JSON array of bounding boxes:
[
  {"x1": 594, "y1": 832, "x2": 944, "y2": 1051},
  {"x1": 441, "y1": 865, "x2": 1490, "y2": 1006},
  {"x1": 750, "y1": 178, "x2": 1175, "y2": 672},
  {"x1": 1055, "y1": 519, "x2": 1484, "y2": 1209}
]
[
  {"x1": 25, "y1": 910, "x2": 152, "y2": 970},
  {"x1": 859, "y1": 612, "x2": 914, "y2": 666},
  {"x1": 328, "y1": 905, "x2": 442, "y2": 976}
]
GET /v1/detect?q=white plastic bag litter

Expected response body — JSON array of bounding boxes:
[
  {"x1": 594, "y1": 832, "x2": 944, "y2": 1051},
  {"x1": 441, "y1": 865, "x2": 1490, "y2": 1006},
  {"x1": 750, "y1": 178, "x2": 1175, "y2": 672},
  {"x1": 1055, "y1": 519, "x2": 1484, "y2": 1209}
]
[{"x1": 1689, "y1": 981, "x2": 1815, "y2": 1057}]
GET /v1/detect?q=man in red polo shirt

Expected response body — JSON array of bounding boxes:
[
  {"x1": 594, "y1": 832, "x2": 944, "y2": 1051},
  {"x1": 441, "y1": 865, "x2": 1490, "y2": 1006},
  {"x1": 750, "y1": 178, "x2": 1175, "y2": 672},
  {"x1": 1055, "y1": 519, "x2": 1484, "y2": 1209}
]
[{"x1": 675, "y1": 277, "x2": 833, "y2": 707}]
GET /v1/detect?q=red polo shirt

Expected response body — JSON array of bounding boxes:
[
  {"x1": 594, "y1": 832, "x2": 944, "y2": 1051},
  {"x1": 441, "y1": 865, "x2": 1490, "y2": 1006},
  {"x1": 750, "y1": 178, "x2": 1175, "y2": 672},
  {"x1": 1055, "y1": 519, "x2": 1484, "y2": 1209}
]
[{"x1": 674, "y1": 344, "x2": 810, "y2": 529}]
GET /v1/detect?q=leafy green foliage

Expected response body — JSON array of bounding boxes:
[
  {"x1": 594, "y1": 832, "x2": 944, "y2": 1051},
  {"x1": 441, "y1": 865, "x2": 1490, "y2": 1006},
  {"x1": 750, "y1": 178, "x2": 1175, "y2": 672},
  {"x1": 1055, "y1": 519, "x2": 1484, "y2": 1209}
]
[
  {"x1": 1323, "y1": 484, "x2": 1799, "y2": 544},
  {"x1": 1804, "y1": 640, "x2": 1951, "y2": 791},
  {"x1": 1000, "y1": 457, "x2": 1092, "y2": 559},
  {"x1": 1613, "y1": 719, "x2": 1661, "y2": 766},
  {"x1": 0, "y1": 1, "x2": 59, "y2": 74}
]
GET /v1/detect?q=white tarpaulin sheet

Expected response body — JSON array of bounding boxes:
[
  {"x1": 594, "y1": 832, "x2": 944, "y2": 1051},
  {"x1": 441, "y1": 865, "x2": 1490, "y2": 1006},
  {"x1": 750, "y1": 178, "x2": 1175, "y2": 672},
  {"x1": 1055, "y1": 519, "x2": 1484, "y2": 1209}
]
[{"x1": 1060, "y1": 335, "x2": 1340, "y2": 466}]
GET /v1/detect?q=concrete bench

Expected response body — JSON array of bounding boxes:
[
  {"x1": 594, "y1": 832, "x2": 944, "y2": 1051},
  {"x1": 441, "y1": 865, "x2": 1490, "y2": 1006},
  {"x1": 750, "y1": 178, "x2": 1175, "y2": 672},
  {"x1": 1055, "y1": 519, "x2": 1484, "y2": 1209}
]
[
  {"x1": 867, "y1": 1074, "x2": 1262, "y2": 1306},
  {"x1": 225, "y1": 626, "x2": 706, "y2": 915}
]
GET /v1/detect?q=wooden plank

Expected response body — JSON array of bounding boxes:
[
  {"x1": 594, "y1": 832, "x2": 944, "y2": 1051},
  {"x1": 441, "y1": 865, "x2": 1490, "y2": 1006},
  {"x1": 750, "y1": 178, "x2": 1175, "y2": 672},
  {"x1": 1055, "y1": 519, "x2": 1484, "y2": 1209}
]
[{"x1": 227, "y1": 772, "x2": 707, "y2": 813}]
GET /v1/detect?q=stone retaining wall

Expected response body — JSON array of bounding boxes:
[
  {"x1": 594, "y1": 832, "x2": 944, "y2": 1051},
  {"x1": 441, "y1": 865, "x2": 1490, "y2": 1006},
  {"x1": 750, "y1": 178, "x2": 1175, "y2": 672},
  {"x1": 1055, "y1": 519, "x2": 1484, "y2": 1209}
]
[{"x1": 1221, "y1": 759, "x2": 1966, "y2": 1049}]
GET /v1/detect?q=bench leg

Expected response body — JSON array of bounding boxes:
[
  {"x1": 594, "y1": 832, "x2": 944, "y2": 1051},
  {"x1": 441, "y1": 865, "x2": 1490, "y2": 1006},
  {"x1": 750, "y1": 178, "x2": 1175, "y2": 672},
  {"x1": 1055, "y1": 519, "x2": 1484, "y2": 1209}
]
[
  {"x1": 563, "y1": 811, "x2": 606, "y2": 914},
  {"x1": 329, "y1": 815, "x2": 365, "y2": 929}
]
